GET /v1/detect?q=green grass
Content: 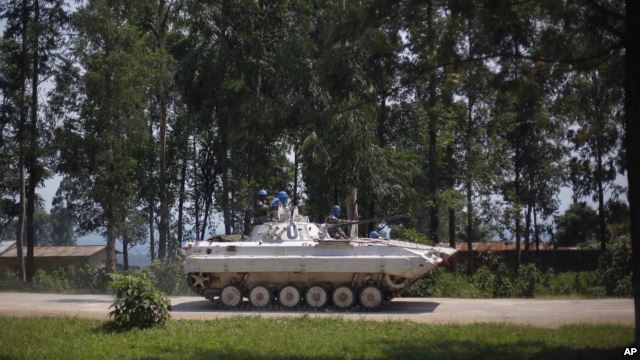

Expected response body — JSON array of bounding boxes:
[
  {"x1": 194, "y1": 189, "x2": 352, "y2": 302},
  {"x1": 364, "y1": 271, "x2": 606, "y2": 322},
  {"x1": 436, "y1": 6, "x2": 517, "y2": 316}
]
[{"x1": 0, "y1": 316, "x2": 632, "y2": 359}]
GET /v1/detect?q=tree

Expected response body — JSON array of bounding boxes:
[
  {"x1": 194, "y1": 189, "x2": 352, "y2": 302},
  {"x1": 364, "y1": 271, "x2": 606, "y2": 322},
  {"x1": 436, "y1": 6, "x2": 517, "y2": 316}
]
[
  {"x1": 54, "y1": 0, "x2": 152, "y2": 272},
  {"x1": 564, "y1": 61, "x2": 625, "y2": 251},
  {"x1": 555, "y1": 202, "x2": 599, "y2": 247}
]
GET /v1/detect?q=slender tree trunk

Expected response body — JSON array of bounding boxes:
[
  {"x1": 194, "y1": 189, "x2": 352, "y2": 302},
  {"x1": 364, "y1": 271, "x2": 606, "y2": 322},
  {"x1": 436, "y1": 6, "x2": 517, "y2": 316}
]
[
  {"x1": 624, "y1": 0, "x2": 640, "y2": 346},
  {"x1": 148, "y1": 118, "x2": 155, "y2": 261},
  {"x1": 105, "y1": 214, "x2": 116, "y2": 272},
  {"x1": 533, "y1": 206, "x2": 539, "y2": 252},
  {"x1": 26, "y1": 0, "x2": 40, "y2": 282},
  {"x1": 514, "y1": 160, "x2": 522, "y2": 269},
  {"x1": 346, "y1": 187, "x2": 358, "y2": 238},
  {"x1": 15, "y1": 0, "x2": 29, "y2": 282},
  {"x1": 464, "y1": 95, "x2": 475, "y2": 275},
  {"x1": 193, "y1": 137, "x2": 200, "y2": 240},
  {"x1": 427, "y1": 0, "x2": 439, "y2": 244},
  {"x1": 524, "y1": 203, "x2": 532, "y2": 258},
  {"x1": 158, "y1": 25, "x2": 168, "y2": 260},
  {"x1": 220, "y1": 117, "x2": 231, "y2": 235},
  {"x1": 293, "y1": 142, "x2": 299, "y2": 206},
  {"x1": 122, "y1": 233, "x2": 129, "y2": 271},
  {"x1": 448, "y1": 207, "x2": 455, "y2": 249},
  {"x1": 177, "y1": 144, "x2": 187, "y2": 247},
  {"x1": 596, "y1": 141, "x2": 607, "y2": 251},
  {"x1": 148, "y1": 203, "x2": 155, "y2": 261},
  {"x1": 16, "y1": 160, "x2": 26, "y2": 281}
]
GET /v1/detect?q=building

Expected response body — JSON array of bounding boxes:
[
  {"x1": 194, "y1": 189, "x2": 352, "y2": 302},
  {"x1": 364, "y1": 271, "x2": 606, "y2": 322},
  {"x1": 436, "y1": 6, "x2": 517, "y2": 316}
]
[{"x1": 0, "y1": 241, "x2": 108, "y2": 271}]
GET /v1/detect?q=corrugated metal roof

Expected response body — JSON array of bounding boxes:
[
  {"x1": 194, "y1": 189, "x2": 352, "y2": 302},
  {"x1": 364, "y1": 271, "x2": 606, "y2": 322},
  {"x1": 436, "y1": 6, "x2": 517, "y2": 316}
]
[
  {"x1": 0, "y1": 245, "x2": 105, "y2": 258},
  {"x1": 0, "y1": 241, "x2": 16, "y2": 255}
]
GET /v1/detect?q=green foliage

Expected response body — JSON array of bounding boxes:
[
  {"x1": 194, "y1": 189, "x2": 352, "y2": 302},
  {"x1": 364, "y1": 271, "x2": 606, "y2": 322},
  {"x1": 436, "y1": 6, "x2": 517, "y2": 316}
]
[
  {"x1": 389, "y1": 226, "x2": 433, "y2": 245},
  {"x1": 514, "y1": 263, "x2": 541, "y2": 298},
  {"x1": 598, "y1": 248, "x2": 632, "y2": 296},
  {"x1": 0, "y1": 265, "x2": 109, "y2": 293},
  {"x1": 109, "y1": 272, "x2": 171, "y2": 330},
  {"x1": 146, "y1": 258, "x2": 189, "y2": 296},
  {"x1": 493, "y1": 263, "x2": 515, "y2": 297},
  {"x1": 405, "y1": 262, "x2": 628, "y2": 299},
  {"x1": 555, "y1": 202, "x2": 599, "y2": 247},
  {"x1": 0, "y1": 317, "x2": 632, "y2": 360}
]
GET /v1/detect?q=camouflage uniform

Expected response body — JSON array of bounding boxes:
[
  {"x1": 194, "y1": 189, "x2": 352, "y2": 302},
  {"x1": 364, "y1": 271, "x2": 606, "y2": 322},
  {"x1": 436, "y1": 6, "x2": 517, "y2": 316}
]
[
  {"x1": 326, "y1": 215, "x2": 349, "y2": 239},
  {"x1": 254, "y1": 200, "x2": 270, "y2": 224}
]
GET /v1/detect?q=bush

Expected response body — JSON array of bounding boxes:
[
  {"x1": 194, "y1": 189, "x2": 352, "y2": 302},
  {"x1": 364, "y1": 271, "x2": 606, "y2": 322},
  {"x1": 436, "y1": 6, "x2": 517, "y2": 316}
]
[
  {"x1": 471, "y1": 266, "x2": 495, "y2": 297},
  {"x1": 514, "y1": 263, "x2": 541, "y2": 297},
  {"x1": 598, "y1": 248, "x2": 632, "y2": 296},
  {"x1": 109, "y1": 272, "x2": 171, "y2": 330},
  {"x1": 146, "y1": 258, "x2": 189, "y2": 295},
  {"x1": 493, "y1": 263, "x2": 514, "y2": 297}
]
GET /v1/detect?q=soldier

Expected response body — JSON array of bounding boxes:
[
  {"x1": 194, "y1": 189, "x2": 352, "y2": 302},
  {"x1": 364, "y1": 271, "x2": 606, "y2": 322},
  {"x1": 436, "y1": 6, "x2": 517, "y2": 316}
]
[
  {"x1": 253, "y1": 189, "x2": 270, "y2": 225},
  {"x1": 271, "y1": 191, "x2": 291, "y2": 221},
  {"x1": 369, "y1": 230, "x2": 380, "y2": 239},
  {"x1": 325, "y1": 205, "x2": 349, "y2": 239}
]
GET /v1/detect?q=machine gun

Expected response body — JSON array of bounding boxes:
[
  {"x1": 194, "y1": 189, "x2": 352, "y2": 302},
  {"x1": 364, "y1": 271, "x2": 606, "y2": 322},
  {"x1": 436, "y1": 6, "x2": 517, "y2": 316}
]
[{"x1": 323, "y1": 214, "x2": 409, "y2": 227}]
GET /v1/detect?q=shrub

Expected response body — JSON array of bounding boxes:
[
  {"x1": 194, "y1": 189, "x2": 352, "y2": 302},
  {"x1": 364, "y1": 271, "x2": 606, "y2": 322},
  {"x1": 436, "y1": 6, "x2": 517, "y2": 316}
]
[
  {"x1": 109, "y1": 272, "x2": 171, "y2": 330},
  {"x1": 514, "y1": 263, "x2": 541, "y2": 297},
  {"x1": 493, "y1": 263, "x2": 514, "y2": 297},
  {"x1": 598, "y1": 248, "x2": 632, "y2": 296},
  {"x1": 471, "y1": 266, "x2": 495, "y2": 297},
  {"x1": 146, "y1": 258, "x2": 189, "y2": 295}
]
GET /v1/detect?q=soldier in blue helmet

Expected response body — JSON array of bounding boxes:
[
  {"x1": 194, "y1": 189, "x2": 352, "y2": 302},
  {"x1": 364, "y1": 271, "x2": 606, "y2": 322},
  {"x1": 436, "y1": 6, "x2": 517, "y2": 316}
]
[
  {"x1": 253, "y1": 189, "x2": 270, "y2": 224},
  {"x1": 326, "y1": 205, "x2": 349, "y2": 239},
  {"x1": 270, "y1": 191, "x2": 291, "y2": 221},
  {"x1": 369, "y1": 230, "x2": 380, "y2": 239}
]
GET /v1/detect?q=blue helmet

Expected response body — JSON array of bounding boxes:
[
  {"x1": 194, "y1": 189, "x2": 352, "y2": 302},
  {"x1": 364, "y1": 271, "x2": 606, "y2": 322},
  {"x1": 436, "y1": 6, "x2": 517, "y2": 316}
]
[
  {"x1": 369, "y1": 230, "x2": 380, "y2": 239},
  {"x1": 277, "y1": 191, "x2": 288, "y2": 204},
  {"x1": 270, "y1": 198, "x2": 280, "y2": 207},
  {"x1": 330, "y1": 205, "x2": 341, "y2": 218},
  {"x1": 257, "y1": 189, "x2": 267, "y2": 197}
]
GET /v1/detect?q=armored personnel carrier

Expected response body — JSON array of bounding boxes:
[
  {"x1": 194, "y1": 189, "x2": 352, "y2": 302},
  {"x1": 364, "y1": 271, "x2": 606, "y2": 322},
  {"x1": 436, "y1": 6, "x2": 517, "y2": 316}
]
[{"x1": 183, "y1": 207, "x2": 455, "y2": 310}]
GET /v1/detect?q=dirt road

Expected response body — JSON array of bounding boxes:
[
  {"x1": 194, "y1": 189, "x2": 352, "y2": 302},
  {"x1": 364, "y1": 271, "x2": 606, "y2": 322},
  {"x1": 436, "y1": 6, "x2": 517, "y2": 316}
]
[{"x1": 0, "y1": 292, "x2": 632, "y2": 328}]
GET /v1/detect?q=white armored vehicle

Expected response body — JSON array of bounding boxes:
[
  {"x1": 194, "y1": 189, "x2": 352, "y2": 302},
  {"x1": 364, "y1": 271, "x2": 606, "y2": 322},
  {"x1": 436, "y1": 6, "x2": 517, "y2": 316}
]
[{"x1": 183, "y1": 207, "x2": 455, "y2": 310}]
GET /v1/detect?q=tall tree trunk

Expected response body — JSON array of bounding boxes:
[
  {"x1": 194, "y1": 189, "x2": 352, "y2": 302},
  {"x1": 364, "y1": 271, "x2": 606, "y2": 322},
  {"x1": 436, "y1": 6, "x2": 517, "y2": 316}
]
[
  {"x1": 26, "y1": 0, "x2": 40, "y2": 282},
  {"x1": 105, "y1": 214, "x2": 116, "y2": 272},
  {"x1": 122, "y1": 232, "x2": 129, "y2": 271},
  {"x1": 15, "y1": 0, "x2": 29, "y2": 282},
  {"x1": 148, "y1": 202, "x2": 155, "y2": 261},
  {"x1": 293, "y1": 142, "x2": 299, "y2": 206},
  {"x1": 177, "y1": 143, "x2": 187, "y2": 247},
  {"x1": 148, "y1": 118, "x2": 155, "y2": 261},
  {"x1": 158, "y1": 21, "x2": 168, "y2": 260},
  {"x1": 596, "y1": 140, "x2": 607, "y2": 251},
  {"x1": 514, "y1": 159, "x2": 522, "y2": 269},
  {"x1": 465, "y1": 97, "x2": 475, "y2": 254},
  {"x1": 533, "y1": 206, "x2": 539, "y2": 252},
  {"x1": 346, "y1": 187, "x2": 358, "y2": 238},
  {"x1": 193, "y1": 137, "x2": 200, "y2": 240},
  {"x1": 466, "y1": 178, "x2": 473, "y2": 272},
  {"x1": 448, "y1": 207, "x2": 455, "y2": 249},
  {"x1": 524, "y1": 203, "x2": 532, "y2": 258},
  {"x1": 16, "y1": 160, "x2": 26, "y2": 281},
  {"x1": 220, "y1": 117, "x2": 231, "y2": 235},
  {"x1": 624, "y1": 0, "x2": 640, "y2": 346},
  {"x1": 426, "y1": 0, "x2": 439, "y2": 244}
]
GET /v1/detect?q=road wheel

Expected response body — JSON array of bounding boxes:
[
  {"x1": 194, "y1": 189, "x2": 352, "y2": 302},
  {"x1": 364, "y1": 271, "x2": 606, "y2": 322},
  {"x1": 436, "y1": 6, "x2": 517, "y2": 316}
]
[
  {"x1": 220, "y1": 285, "x2": 242, "y2": 308},
  {"x1": 305, "y1": 286, "x2": 328, "y2": 308},
  {"x1": 279, "y1": 285, "x2": 301, "y2": 308},
  {"x1": 359, "y1": 286, "x2": 383, "y2": 309},
  {"x1": 249, "y1": 285, "x2": 271, "y2": 308},
  {"x1": 332, "y1": 286, "x2": 354, "y2": 309},
  {"x1": 188, "y1": 273, "x2": 211, "y2": 290}
]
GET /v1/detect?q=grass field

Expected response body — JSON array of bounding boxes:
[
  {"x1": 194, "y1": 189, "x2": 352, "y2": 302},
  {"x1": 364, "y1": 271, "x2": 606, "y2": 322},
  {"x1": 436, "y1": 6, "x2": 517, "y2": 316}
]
[{"x1": 0, "y1": 316, "x2": 632, "y2": 359}]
